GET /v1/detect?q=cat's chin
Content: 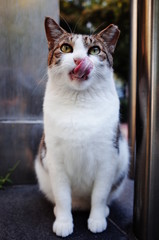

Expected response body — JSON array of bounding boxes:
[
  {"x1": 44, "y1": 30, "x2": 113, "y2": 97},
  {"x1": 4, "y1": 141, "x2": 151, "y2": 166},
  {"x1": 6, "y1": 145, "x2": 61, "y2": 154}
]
[
  {"x1": 67, "y1": 73, "x2": 93, "y2": 91},
  {"x1": 67, "y1": 76, "x2": 92, "y2": 91}
]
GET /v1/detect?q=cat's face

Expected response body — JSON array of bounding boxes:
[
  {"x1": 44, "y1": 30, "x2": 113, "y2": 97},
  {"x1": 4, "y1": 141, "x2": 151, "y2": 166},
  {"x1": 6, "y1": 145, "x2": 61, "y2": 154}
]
[{"x1": 45, "y1": 17, "x2": 120, "y2": 91}]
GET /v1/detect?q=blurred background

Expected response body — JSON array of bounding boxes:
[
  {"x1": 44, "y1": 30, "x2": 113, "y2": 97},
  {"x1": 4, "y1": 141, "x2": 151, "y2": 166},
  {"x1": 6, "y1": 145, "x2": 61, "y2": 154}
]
[{"x1": 0, "y1": 0, "x2": 130, "y2": 186}]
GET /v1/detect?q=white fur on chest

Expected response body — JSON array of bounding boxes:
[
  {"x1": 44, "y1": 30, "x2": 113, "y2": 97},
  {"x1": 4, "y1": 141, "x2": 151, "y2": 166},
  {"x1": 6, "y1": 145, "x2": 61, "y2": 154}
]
[{"x1": 44, "y1": 87, "x2": 118, "y2": 146}]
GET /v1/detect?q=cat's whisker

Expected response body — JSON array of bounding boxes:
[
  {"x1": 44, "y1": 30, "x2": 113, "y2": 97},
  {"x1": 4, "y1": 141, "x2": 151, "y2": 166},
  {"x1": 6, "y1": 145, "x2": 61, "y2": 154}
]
[
  {"x1": 92, "y1": 22, "x2": 107, "y2": 35},
  {"x1": 95, "y1": 73, "x2": 103, "y2": 80},
  {"x1": 31, "y1": 70, "x2": 47, "y2": 96},
  {"x1": 73, "y1": 17, "x2": 82, "y2": 34},
  {"x1": 60, "y1": 14, "x2": 72, "y2": 33}
]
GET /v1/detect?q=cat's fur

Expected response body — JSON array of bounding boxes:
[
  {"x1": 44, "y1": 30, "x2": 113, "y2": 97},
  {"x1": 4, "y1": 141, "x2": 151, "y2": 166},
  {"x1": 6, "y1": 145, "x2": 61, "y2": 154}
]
[{"x1": 35, "y1": 17, "x2": 129, "y2": 237}]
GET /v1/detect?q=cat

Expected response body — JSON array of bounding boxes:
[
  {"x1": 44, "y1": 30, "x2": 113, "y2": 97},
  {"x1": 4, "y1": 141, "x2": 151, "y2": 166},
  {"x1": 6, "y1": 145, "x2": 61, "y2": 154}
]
[{"x1": 35, "y1": 17, "x2": 129, "y2": 237}]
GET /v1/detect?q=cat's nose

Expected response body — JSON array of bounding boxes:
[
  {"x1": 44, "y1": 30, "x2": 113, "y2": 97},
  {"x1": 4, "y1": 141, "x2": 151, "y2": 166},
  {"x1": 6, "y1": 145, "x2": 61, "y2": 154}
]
[{"x1": 74, "y1": 58, "x2": 82, "y2": 66}]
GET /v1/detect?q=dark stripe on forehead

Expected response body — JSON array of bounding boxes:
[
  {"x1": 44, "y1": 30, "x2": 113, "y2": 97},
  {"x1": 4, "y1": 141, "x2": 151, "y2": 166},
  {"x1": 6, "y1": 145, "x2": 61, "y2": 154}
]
[
  {"x1": 82, "y1": 35, "x2": 96, "y2": 47},
  {"x1": 59, "y1": 34, "x2": 79, "y2": 46}
]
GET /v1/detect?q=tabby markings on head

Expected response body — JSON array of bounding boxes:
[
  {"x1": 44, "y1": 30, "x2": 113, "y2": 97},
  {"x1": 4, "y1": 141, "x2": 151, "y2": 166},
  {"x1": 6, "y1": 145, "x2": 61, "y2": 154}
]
[
  {"x1": 48, "y1": 34, "x2": 113, "y2": 67},
  {"x1": 45, "y1": 18, "x2": 120, "y2": 70}
]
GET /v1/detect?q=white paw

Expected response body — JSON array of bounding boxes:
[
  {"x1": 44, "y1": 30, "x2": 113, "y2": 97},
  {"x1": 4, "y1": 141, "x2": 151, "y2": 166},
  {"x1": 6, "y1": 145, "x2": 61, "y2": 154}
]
[
  {"x1": 88, "y1": 217, "x2": 107, "y2": 233},
  {"x1": 53, "y1": 219, "x2": 73, "y2": 237}
]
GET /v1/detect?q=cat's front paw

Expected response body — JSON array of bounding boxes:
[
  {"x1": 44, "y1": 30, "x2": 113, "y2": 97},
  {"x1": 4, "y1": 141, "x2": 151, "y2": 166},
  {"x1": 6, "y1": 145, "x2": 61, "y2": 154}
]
[
  {"x1": 88, "y1": 217, "x2": 107, "y2": 233},
  {"x1": 53, "y1": 219, "x2": 73, "y2": 237}
]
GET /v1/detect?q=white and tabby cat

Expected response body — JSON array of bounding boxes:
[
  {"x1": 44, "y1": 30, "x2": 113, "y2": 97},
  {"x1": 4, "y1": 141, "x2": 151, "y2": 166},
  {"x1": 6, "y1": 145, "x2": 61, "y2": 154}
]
[{"x1": 35, "y1": 17, "x2": 129, "y2": 237}]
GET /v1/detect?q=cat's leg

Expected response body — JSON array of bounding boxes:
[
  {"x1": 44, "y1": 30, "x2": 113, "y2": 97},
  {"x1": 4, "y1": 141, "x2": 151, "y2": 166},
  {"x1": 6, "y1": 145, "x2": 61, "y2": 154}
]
[
  {"x1": 88, "y1": 138, "x2": 129, "y2": 233},
  {"x1": 48, "y1": 156, "x2": 73, "y2": 237},
  {"x1": 88, "y1": 166, "x2": 113, "y2": 233}
]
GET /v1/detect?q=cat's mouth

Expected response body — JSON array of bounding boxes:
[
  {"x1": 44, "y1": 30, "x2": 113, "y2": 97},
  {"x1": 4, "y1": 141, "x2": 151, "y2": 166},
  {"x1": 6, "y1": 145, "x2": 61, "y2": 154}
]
[{"x1": 69, "y1": 57, "x2": 93, "y2": 82}]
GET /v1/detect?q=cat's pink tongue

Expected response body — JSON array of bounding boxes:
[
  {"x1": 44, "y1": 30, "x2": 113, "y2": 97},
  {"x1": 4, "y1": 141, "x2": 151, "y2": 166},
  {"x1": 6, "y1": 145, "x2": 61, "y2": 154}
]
[{"x1": 70, "y1": 57, "x2": 93, "y2": 81}]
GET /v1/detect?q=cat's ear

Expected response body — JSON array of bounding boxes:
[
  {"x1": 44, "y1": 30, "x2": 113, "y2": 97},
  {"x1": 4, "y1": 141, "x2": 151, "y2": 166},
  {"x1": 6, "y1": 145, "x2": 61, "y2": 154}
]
[
  {"x1": 45, "y1": 17, "x2": 66, "y2": 50},
  {"x1": 98, "y1": 24, "x2": 120, "y2": 54}
]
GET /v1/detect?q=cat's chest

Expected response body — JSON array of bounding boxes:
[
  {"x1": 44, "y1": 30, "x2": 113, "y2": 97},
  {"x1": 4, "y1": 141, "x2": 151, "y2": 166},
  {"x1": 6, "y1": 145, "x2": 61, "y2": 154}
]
[{"x1": 44, "y1": 101, "x2": 114, "y2": 142}]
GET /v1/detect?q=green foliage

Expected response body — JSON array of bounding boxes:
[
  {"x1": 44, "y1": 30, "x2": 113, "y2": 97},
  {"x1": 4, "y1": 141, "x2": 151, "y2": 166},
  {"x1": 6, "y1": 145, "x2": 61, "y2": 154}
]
[
  {"x1": 60, "y1": 0, "x2": 130, "y2": 83},
  {"x1": 0, "y1": 161, "x2": 20, "y2": 189}
]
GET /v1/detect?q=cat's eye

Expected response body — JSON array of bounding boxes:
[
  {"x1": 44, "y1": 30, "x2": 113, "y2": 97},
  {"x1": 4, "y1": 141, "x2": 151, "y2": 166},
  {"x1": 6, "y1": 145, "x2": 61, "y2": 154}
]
[
  {"x1": 88, "y1": 46, "x2": 100, "y2": 55},
  {"x1": 60, "y1": 44, "x2": 73, "y2": 53}
]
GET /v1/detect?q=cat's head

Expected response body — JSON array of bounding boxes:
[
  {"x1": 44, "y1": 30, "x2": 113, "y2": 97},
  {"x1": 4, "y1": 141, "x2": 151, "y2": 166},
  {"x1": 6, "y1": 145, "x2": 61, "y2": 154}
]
[{"x1": 45, "y1": 17, "x2": 120, "y2": 91}]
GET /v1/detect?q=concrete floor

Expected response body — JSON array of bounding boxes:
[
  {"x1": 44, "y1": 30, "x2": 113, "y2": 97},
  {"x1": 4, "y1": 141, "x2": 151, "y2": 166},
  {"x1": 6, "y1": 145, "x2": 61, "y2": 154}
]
[{"x1": 0, "y1": 179, "x2": 136, "y2": 240}]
